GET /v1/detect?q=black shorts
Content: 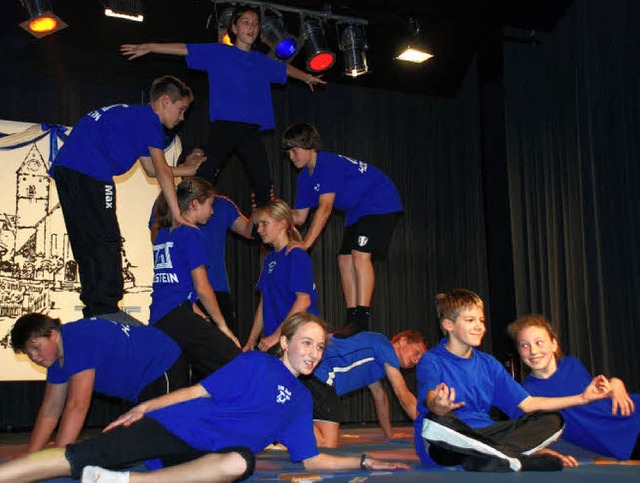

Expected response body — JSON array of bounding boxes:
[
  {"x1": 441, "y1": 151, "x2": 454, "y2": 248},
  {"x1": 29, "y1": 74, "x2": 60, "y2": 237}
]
[
  {"x1": 300, "y1": 376, "x2": 341, "y2": 423},
  {"x1": 339, "y1": 212, "x2": 401, "y2": 260}
]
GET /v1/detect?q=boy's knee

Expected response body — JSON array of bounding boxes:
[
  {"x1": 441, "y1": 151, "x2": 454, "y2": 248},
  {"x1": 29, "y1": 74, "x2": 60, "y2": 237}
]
[
  {"x1": 351, "y1": 250, "x2": 373, "y2": 267},
  {"x1": 219, "y1": 447, "x2": 255, "y2": 481}
]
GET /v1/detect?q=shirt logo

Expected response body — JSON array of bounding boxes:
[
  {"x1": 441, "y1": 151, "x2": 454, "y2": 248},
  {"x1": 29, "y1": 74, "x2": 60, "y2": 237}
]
[
  {"x1": 105, "y1": 185, "x2": 114, "y2": 209},
  {"x1": 358, "y1": 236, "x2": 369, "y2": 247},
  {"x1": 276, "y1": 385, "x2": 291, "y2": 404},
  {"x1": 268, "y1": 261, "x2": 277, "y2": 273},
  {"x1": 153, "y1": 242, "x2": 175, "y2": 269},
  {"x1": 313, "y1": 183, "x2": 320, "y2": 192},
  {"x1": 341, "y1": 155, "x2": 368, "y2": 174}
]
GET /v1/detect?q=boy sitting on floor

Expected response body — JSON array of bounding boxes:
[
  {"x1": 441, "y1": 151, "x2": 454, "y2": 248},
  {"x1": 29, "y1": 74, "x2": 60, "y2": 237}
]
[{"x1": 414, "y1": 289, "x2": 611, "y2": 472}]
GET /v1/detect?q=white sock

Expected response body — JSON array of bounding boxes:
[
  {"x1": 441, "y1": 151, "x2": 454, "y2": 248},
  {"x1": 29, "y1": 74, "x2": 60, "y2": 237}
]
[{"x1": 81, "y1": 465, "x2": 131, "y2": 483}]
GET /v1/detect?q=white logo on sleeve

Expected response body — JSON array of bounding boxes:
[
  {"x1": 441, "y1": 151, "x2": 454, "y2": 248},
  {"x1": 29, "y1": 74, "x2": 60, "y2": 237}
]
[
  {"x1": 358, "y1": 236, "x2": 369, "y2": 247},
  {"x1": 313, "y1": 183, "x2": 320, "y2": 192},
  {"x1": 268, "y1": 261, "x2": 277, "y2": 273},
  {"x1": 276, "y1": 385, "x2": 292, "y2": 404}
]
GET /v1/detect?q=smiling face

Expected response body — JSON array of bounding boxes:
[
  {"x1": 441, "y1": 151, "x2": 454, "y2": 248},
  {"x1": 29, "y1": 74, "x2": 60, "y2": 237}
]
[
  {"x1": 443, "y1": 305, "x2": 486, "y2": 357},
  {"x1": 280, "y1": 321, "x2": 326, "y2": 377},
  {"x1": 231, "y1": 10, "x2": 260, "y2": 49},
  {"x1": 23, "y1": 331, "x2": 60, "y2": 368},
  {"x1": 516, "y1": 325, "x2": 558, "y2": 378}
]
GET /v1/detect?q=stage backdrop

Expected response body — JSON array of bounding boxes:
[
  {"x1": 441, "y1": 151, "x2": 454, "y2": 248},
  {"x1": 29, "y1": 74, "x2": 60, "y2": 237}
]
[{"x1": 0, "y1": 118, "x2": 181, "y2": 381}]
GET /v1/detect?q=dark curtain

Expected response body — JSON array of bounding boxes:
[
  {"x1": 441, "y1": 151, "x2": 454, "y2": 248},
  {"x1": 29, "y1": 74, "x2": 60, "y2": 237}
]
[
  {"x1": 503, "y1": 0, "x2": 640, "y2": 389},
  {"x1": 0, "y1": 47, "x2": 487, "y2": 428}
]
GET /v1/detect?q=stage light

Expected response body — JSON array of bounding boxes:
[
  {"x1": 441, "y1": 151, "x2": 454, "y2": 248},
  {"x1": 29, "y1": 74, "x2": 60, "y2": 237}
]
[
  {"x1": 103, "y1": 0, "x2": 144, "y2": 23},
  {"x1": 302, "y1": 18, "x2": 335, "y2": 72},
  {"x1": 395, "y1": 18, "x2": 434, "y2": 64},
  {"x1": 216, "y1": 6, "x2": 234, "y2": 46},
  {"x1": 18, "y1": 0, "x2": 67, "y2": 39},
  {"x1": 339, "y1": 24, "x2": 368, "y2": 77},
  {"x1": 261, "y1": 9, "x2": 297, "y2": 60}
]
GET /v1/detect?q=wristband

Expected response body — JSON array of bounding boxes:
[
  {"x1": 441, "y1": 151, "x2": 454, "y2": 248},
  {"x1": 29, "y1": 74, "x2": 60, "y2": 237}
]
[{"x1": 360, "y1": 453, "x2": 368, "y2": 470}]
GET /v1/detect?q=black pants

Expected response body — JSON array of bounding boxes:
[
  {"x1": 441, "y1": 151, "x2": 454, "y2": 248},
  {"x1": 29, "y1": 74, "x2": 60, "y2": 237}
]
[
  {"x1": 54, "y1": 166, "x2": 122, "y2": 317},
  {"x1": 197, "y1": 291, "x2": 237, "y2": 334},
  {"x1": 153, "y1": 303, "x2": 241, "y2": 382},
  {"x1": 65, "y1": 417, "x2": 255, "y2": 480},
  {"x1": 424, "y1": 411, "x2": 564, "y2": 467},
  {"x1": 197, "y1": 120, "x2": 272, "y2": 207},
  {"x1": 137, "y1": 354, "x2": 190, "y2": 402}
]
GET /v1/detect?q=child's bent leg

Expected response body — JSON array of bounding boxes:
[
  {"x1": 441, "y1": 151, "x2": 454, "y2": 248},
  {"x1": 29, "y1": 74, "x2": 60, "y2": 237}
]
[{"x1": 313, "y1": 421, "x2": 340, "y2": 448}]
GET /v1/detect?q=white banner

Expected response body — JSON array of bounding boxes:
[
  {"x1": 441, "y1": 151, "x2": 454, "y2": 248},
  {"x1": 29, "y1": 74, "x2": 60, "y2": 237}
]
[{"x1": 0, "y1": 119, "x2": 181, "y2": 380}]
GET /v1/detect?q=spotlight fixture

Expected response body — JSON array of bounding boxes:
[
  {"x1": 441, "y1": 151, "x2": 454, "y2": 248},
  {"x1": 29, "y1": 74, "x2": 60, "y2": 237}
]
[
  {"x1": 103, "y1": 0, "x2": 144, "y2": 23},
  {"x1": 261, "y1": 9, "x2": 297, "y2": 60},
  {"x1": 339, "y1": 24, "x2": 368, "y2": 77},
  {"x1": 216, "y1": 6, "x2": 234, "y2": 45},
  {"x1": 18, "y1": 0, "x2": 67, "y2": 39},
  {"x1": 302, "y1": 18, "x2": 335, "y2": 72},
  {"x1": 395, "y1": 18, "x2": 434, "y2": 64}
]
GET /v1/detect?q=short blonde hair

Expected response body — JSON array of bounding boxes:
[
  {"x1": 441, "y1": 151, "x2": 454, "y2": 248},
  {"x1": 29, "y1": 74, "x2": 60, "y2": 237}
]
[{"x1": 435, "y1": 289, "x2": 484, "y2": 335}]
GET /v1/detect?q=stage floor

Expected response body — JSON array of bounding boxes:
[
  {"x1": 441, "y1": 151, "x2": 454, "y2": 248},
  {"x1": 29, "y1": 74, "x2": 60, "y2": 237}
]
[{"x1": 1, "y1": 424, "x2": 638, "y2": 482}]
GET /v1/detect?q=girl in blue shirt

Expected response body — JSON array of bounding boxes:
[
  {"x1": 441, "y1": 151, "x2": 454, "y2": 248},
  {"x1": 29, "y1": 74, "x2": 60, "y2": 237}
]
[
  {"x1": 120, "y1": 6, "x2": 325, "y2": 207},
  {"x1": 244, "y1": 199, "x2": 320, "y2": 353},
  {"x1": 151, "y1": 177, "x2": 241, "y2": 381},
  {"x1": 0, "y1": 313, "x2": 409, "y2": 482},
  {"x1": 508, "y1": 314, "x2": 640, "y2": 460}
]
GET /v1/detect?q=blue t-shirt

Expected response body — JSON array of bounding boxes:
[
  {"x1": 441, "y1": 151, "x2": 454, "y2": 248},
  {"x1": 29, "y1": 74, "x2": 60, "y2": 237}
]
[
  {"x1": 148, "y1": 351, "x2": 319, "y2": 461},
  {"x1": 257, "y1": 247, "x2": 319, "y2": 337},
  {"x1": 413, "y1": 339, "x2": 530, "y2": 466},
  {"x1": 521, "y1": 356, "x2": 640, "y2": 459},
  {"x1": 295, "y1": 152, "x2": 403, "y2": 226},
  {"x1": 198, "y1": 196, "x2": 242, "y2": 292},
  {"x1": 50, "y1": 104, "x2": 164, "y2": 182},
  {"x1": 186, "y1": 43, "x2": 287, "y2": 130},
  {"x1": 313, "y1": 332, "x2": 400, "y2": 396},
  {"x1": 149, "y1": 226, "x2": 209, "y2": 324},
  {"x1": 148, "y1": 195, "x2": 242, "y2": 293},
  {"x1": 47, "y1": 319, "x2": 181, "y2": 403}
]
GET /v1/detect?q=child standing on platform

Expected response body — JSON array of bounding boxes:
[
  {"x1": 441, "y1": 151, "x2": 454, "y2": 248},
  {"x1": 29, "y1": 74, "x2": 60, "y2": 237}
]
[
  {"x1": 508, "y1": 314, "x2": 640, "y2": 460},
  {"x1": 50, "y1": 75, "x2": 202, "y2": 323},
  {"x1": 121, "y1": 5, "x2": 325, "y2": 207},
  {"x1": 282, "y1": 123, "x2": 403, "y2": 337}
]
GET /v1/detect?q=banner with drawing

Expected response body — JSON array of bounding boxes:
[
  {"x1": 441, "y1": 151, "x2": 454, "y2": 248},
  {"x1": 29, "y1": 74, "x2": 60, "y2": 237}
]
[{"x1": 0, "y1": 119, "x2": 181, "y2": 380}]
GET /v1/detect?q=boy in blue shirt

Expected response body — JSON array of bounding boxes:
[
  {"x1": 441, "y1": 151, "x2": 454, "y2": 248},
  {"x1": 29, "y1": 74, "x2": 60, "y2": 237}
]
[
  {"x1": 304, "y1": 330, "x2": 427, "y2": 447},
  {"x1": 10, "y1": 313, "x2": 187, "y2": 453},
  {"x1": 415, "y1": 289, "x2": 612, "y2": 472},
  {"x1": 50, "y1": 75, "x2": 202, "y2": 323},
  {"x1": 282, "y1": 123, "x2": 403, "y2": 337}
]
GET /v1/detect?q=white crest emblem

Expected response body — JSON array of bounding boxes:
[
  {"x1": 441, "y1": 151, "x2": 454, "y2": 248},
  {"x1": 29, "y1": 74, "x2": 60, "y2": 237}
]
[
  {"x1": 276, "y1": 385, "x2": 291, "y2": 404},
  {"x1": 358, "y1": 236, "x2": 369, "y2": 247},
  {"x1": 268, "y1": 261, "x2": 277, "y2": 273}
]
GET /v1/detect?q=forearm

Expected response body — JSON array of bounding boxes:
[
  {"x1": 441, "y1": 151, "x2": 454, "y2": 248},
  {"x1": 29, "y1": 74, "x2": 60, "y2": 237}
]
[
  {"x1": 284, "y1": 294, "x2": 311, "y2": 321},
  {"x1": 246, "y1": 305, "x2": 264, "y2": 346},
  {"x1": 155, "y1": 163, "x2": 181, "y2": 220},
  {"x1": 520, "y1": 394, "x2": 588, "y2": 413},
  {"x1": 396, "y1": 391, "x2": 418, "y2": 420},
  {"x1": 286, "y1": 64, "x2": 314, "y2": 83},
  {"x1": 144, "y1": 385, "x2": 206, "y2": 413},
  {"x1": 198, "y1": 287, "x2": 227, "y2": 328},
  {"x1": 54, "y1": 402, "x2": 91, "y2": 447},
  {"x1": 302, "y1": 205, "x2": 331, "y2": 249},
  {"x1": 303, "y1": 453, "x2": 362, "y2": 471},
  {"x1": 373, "y1": 391, "x2": 393, "y2": 439},
  {"x1": 27, "y1": 415, "x2": 59, "y2": 452},
  {"x1": 147, "y1": 42, "x2": 188, "y2": 56}
]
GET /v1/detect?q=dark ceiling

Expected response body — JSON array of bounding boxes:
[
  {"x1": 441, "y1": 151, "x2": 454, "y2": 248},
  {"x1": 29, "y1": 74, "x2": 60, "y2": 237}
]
[{"x1": 2, "y1": 0, "x2": 573, "y2": 97}]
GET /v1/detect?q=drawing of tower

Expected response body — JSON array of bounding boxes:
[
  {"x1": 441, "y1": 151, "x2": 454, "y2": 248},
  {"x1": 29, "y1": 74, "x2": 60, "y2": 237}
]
[{"x1": 14, "y1": 144, "x2": 51, "y2": 258}]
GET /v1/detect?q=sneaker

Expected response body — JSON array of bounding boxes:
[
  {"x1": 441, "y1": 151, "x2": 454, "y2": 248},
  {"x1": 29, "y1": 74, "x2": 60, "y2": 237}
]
[
  {"x1": 422, "y1": 417, "x2": 522, "y2": 471},
  {"x1": 95, "y1": 309, "x2": 143, "y2": 326},
  {"x1": 82, "y1": 466, "x2": 130, "y2": 483}
]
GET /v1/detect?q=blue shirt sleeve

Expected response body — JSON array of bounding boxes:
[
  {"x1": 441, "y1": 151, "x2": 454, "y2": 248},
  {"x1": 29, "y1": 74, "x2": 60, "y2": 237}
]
[{"x1": 287, "y1": 248, "x2": 315, "y2": 295}]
